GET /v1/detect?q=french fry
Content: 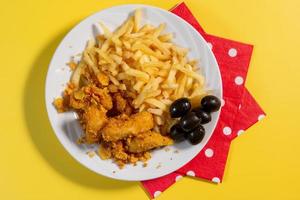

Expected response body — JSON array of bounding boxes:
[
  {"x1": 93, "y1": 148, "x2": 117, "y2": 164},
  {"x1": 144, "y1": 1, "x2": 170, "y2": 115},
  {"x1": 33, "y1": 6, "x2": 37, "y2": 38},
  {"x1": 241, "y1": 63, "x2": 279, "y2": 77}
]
[
  {"x1": 99, "y1": 22, "x2": 112, "y2": 38},
  {"x1": 108, "y1": 74, "x2": 120, "y2": 85},
  {"x1": 185, "y1": 64, "x2": 194, "y2": 93},
  {"x1": 71, "y1": 61, "x2": 85, "y2": 87},
  {"x1": 173, "y1": 64, "x2": 204, "y2": 85},
  {"x1": 138, "y1": 24, "x2": 154, "y2": 33},
  {"x1": 148, "y1": 108, "x2": 163, "y2": 116},
  {"x1": 158, "y1": 33, "x2": 173, "y2": 42},
  {"x1": 122, "y1": 63, "x2": 150, "y2": 82},
  {"x1": 133, "y1": 80, "x2": 145, "y2": 92},
  {"x1": 132, "y1": 42, "x2": 169, "y2": 60},
  {"x1": 145, "y1": 98, "x2": 167, "y2": 111},
  {"x1": 153, "y1": 23, "x2": 166, "y2": 37},
  {"x1": 132, "y1": 50, "x2": 143, "y2": 60},
  {"x1": 133, "y1": 9, "x2": 142, "y2": 32}
]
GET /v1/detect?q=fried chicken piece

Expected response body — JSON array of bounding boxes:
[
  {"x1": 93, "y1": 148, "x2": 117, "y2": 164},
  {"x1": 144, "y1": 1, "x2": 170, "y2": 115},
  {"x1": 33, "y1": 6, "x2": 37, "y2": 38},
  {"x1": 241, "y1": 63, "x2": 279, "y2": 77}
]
[
  {"x1": 82, "y1": 105, "x2": 107, "y2": 143},
  {"x1": 98, "y1": 143, "x2": 112, "y2": 160},
  {"x1": 102, "y1": 111, "x2": 154, "y2": 142},
  {"x1": 53, "y1": 98, "x2": 66, "y2": 112},
  {"x1": 127, "y1": 131, "x2": 173, "y2": 153},
  {"x1": 124, "y1": 105, "x2": 133, "y2": 116},
  {"x1": 90, "y1": 86, "x2": 113, "y2": 110},
  {"x1": 114, "y1": 93, "x2": 127, "y2": 113},
  {"x1": 111, "y1": 141, "x2": 128, "y2": 161}
]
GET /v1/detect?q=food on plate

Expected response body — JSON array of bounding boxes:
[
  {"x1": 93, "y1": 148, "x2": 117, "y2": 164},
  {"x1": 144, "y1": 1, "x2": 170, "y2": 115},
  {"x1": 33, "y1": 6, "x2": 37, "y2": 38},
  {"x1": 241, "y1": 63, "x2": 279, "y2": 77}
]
[
  {"x1": 83, "y1": 105, "x2": 107, "y2": 143},
  {"x1": 168, "y1": 95, "x2": 221, "y2": 145},
  {"x1": 200, "y1": 95, "x2": 221, "y2": 112},
  {"x1": 127, "y1": 131, "x2": 173, "y2": 153},
  {"x1": 192, "y1": 107, "x2": 211, "y2": 124},
  {"x1": 53, "y1": 9, "x2": 219, "y2": 168},
  {"x1": 186, "y1": 125, "x2": 205, "y2": 145},
  {"x1": 102, "y1": 111, "x2": 154, "y2": 142},
  {"x1": 169, "y1": 123, "x2": 186, "y2": 142},
  {"x1": 179, "y1": 112, "x2": 201, "y2": 132},
  {"x1": 169, "y1": 97, "x2": 191, "y2": 118}
]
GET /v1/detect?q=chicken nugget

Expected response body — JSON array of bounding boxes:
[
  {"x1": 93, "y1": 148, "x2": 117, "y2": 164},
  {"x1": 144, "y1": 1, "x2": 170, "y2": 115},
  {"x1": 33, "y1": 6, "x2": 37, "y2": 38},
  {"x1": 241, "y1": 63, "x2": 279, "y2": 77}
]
[
  {"x1": 102, "y1": 111, "x2": 154, "y2": 142},
  {"x1": 127, "y1": 131, "x2": 173, "y2": 153},
  {"x1": 91, "y1": 86, "x2": 113, "y2": 110},
  {"x1": 83, "y1": 105, "x2": 107, "y2": 143}
]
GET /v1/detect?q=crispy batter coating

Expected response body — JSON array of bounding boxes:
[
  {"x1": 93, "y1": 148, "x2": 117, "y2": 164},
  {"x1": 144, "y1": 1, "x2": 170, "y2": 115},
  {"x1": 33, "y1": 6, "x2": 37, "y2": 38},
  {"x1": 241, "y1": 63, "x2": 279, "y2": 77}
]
[
  {"x1": 102, "y1": 111, "x2": 154, "y2": 142},
  {"x1": 53, "y1": 98, "x2": 66, "y2": 112},
  {"x1": 127, "y1": 131, "x2": 173, "y2": 153},
  {"x1": 98, "y1": 143, "x2": 112, "y2": 160},
  {"x1": 114, "y1": 93, "x2": 127, "y2": 113},
  {"x1": 90, "y1": 86, "x2": 113, "y2": 110},
  {"x1": 83, "y1": 105, "x2": 107, "y2": 143},
  {"x1": 111, "y1": 141, "x2": 128, "y2": 161}
]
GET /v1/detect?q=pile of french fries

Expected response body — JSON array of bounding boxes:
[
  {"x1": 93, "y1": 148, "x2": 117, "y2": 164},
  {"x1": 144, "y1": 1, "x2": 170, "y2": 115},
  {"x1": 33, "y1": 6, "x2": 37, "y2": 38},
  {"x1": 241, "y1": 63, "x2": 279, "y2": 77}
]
[{"x1": 70, "y1": 9, "x2": 206, "y2": 134}]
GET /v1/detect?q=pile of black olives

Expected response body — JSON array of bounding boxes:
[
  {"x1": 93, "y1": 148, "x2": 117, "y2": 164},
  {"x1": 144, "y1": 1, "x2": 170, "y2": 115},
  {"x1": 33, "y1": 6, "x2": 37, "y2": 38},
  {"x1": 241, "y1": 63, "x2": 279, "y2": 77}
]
[{"x1": 169, "y1": 95, "x2": 221, "y2": 145}]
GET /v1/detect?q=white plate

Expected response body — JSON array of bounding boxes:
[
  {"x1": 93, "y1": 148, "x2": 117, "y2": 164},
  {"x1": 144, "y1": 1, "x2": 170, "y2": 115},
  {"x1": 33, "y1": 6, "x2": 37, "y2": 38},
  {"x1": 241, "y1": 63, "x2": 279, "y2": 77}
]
[{"x1": 45, "y1": 4, "x2": 222, "y2": 181}]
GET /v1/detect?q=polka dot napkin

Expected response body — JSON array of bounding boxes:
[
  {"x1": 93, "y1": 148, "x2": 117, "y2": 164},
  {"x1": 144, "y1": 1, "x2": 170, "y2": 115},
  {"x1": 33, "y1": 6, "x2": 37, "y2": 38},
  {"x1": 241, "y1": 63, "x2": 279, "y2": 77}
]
[{"x1": 141, "y1": 2, "x2": 266, "y2": 199}]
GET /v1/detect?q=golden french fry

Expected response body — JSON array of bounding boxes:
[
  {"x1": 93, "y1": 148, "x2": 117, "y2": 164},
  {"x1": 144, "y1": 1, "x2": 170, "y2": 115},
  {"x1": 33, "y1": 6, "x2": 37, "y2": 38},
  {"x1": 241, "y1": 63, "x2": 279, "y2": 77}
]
[
  {"x1": 132, "y1": 42, "x2": 169, "y2": 60},
  {"x1": 71, "y1": 61, "x2": 85, "y2": 87},
  {"x1": 99, "y1": 21, "x2": 112, "y2": 38},
  {"x1": 173, "y1": 64, "x2": 205, "y2": 85},
  {"x1": 145, "y1": 98, "x2": 167, "y2": 111},
  {"x1": 148, "y1": 108, "x2": 163, "y2": 116},
  {"x1": 138, "y1": 24, "x2": 154, "y2": 33},
  {"x1": 133, "y1": 8, "x2": 142, "y2": 32},
  {"x1": 153, "y1": 23, "x2": 166, "y2": 37},
  {"x1": 158, "y1": 33, "x2": 173, "y2": 42}
]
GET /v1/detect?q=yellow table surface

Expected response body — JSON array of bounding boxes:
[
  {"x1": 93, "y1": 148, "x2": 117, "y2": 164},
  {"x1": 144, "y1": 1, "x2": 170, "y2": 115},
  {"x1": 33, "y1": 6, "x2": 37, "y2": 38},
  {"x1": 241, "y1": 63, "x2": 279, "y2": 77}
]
[{"x1": 1, "y1": 0, "x2": 300, "y2": 199}]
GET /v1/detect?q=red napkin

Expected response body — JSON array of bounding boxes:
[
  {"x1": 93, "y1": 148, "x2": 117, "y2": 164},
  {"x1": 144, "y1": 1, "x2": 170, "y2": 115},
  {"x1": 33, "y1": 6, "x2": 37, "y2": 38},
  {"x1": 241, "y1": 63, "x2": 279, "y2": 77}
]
[{"x1": 141, "y1": 2, "x2": 266, "y2": 199}]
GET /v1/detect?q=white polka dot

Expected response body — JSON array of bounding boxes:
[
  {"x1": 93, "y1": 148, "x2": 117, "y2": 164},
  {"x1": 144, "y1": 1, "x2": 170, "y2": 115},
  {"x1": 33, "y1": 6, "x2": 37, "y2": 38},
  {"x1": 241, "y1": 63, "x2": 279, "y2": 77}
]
[
  {"x1": 212, "y1": 177, "x2": 220, "y2": 183},
  {"x1": 223, "y1": 127, "x2": 232, "y2": 135},
  {"x1": 154, "y1": 191, "x2": 161, "y2": 198},
  {"x1": 228, "y1": 48, "x2": 237, "y2": 57},
  {"x1": 186, "y1": 170, "x2": 195, "y2": 176},
  {"x1": 175, "y1": 175, "x2": 183, "y2": 182},
  {"x1": 234, "y1": 76, "x2": 244, "y2": 85},
  {"x1": 258, "y1": 114, "x2": 265, "y2": 121},
  {"x1": 205, "y1": 148, "x2": 214, "y2": 158},
  {"x1": 207, "y1": 42, "x2": 213, "y2": 49},
  {"x1": 221, "y1": 99, "x2": 225, "y2": 107},
  {"x1": 237, "y1": 130, "x2": 244, "y2": 136}
]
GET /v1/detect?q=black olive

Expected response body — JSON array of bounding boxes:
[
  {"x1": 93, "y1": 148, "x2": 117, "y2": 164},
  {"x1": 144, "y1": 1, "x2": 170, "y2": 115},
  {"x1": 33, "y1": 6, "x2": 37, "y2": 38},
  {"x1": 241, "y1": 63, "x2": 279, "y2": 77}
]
[
  {"x1": 169, "y1": 123, "x2": 186, "y2": 142},
  {"x1": 201, "y1": 95, "x2": 221, "y2": 112},
  {"x1": 192, "y1": 107, "x2": 211, "y2": 124},
  {"x1": 169, "y1": 98, "x2": 191, "y2": 118},
  {"x1": 186, "y1": 125, "x2": 205, "y2": 145},
  {"x1": 179, "y1": 112, "x2": 201, "y2": 132}
]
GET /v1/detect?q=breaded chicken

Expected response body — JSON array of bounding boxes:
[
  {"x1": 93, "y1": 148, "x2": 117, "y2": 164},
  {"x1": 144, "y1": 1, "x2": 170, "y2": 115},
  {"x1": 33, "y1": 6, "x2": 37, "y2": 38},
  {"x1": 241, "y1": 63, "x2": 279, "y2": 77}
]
[
  {"x1": 127, "y1": 131, "x2": 173, "y2": 153},
  {"x1": 98, "y1": 142, "x2": 112, "y2": 160},
  {"x1": 113, "y1": 92, "x2": 133, "y2": 115},
  {"x1": 111, "y1": 141, "x2": 128, "y2": 161},
  {"x1": 102, "y1": 111, "x2": 154, "y2": 142},
  {"x1": 114, "y1": 93, "x2": 127, "y2": 113},
  {"x1": 90, "y1": 86, "x2": 113, "y2": 110},
  {"x1": 83, "y1": 105, "x2": 107, "y2": 143}
]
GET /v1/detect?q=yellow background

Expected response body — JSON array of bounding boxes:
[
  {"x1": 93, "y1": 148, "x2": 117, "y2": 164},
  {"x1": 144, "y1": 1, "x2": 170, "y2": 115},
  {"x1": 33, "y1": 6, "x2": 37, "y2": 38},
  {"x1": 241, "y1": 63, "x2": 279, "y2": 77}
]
[{"x1": 1, "y1": 0, "x2": 300, "y2": 199}]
